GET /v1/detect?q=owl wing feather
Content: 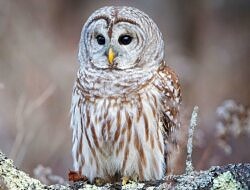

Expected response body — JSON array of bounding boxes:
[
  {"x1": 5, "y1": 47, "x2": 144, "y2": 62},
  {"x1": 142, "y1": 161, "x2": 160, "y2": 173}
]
[{"x1": 154, "y1": 61, "x2": 182, "y2": 170}]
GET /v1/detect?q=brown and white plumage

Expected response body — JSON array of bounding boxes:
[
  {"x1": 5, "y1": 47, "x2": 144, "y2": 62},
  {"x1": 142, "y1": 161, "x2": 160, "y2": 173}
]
[{"x1": 70, "y1": 6, "x2": 181, "y2": 182}]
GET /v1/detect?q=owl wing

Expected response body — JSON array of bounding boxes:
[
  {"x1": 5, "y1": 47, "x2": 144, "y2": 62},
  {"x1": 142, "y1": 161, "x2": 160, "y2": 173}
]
[{"x1": 154, "y1": 61, "x2": 182, "y2": 170}]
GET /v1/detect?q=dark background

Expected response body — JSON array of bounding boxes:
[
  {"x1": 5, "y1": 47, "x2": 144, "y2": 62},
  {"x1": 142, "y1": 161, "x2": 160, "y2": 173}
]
[{"x1": 0, "y1": 0, "x2": 249, "y2": 181}]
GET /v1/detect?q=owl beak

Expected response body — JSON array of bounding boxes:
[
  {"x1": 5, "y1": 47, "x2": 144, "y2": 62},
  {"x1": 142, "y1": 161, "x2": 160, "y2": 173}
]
[{"x1": 107, "y1": 47, "x2": 116, "y2": 65}]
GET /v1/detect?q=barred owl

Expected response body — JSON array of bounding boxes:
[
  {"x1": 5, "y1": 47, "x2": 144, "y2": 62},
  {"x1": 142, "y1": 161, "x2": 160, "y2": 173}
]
[{"x1": 70, "y1": 6, "x2": 181, "y2": 183}]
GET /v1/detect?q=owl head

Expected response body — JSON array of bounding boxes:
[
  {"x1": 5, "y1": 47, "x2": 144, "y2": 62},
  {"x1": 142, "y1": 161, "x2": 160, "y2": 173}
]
[{"x1": 78, "y1": 6, "x2": 164, "y2": 71}]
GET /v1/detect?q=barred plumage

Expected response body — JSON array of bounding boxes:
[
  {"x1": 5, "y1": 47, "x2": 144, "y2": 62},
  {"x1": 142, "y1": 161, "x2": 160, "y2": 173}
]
[{"x1": 70, "y1": 6, "x2": 181, "y2": 183}]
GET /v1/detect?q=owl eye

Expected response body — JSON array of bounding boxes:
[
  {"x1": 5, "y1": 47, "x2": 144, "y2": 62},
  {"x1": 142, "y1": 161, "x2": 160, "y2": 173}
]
[
  {"x1": 118, "y1": 35, "x2": 133, "y2": 45},
  {"x1": 96, "y1": 34, "x2": 105, "y2": 45}
]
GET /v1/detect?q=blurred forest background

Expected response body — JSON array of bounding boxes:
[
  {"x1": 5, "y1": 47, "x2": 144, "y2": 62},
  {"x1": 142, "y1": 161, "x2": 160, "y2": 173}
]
[{"x1": 0, "y1": 0, "x2": 249, "y2": 183}]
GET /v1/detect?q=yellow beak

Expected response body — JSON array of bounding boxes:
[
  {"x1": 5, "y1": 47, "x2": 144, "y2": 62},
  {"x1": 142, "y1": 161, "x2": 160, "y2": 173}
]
[{"x1": 108, "y1": 47, "x2": 115, "y2": 65}]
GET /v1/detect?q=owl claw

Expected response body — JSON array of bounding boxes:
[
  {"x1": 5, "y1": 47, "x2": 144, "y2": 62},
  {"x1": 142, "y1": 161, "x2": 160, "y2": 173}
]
[
  {"x1": 94, "y1": 177, "x2": 106, "y2": 186},
  {"x1": 131, "y1": 174, "x2": 139, "y2": 182},
  {"x1": 121, "y1": 176, "x2": 130, "y2": 186},
  {"x1": 121, "y1": 174, "x2": 139, "y2": 185},
  {"x1": 68, "y1": 170, "x2": 87, "y2": 182}
]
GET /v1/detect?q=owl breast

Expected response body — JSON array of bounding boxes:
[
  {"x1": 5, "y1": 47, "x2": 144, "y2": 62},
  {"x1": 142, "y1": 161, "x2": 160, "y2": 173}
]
[{"x1": 71, "y1": 80, "x2": 165, "y2": 182}]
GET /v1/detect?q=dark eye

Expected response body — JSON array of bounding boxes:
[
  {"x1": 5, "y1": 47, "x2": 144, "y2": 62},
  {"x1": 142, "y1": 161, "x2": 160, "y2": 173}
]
[
  {"x1": 96, "y1": 34, "x2": 105, "y2": 45},
  {"x1": 118, "y1": 35, "x2": 133, "y2": 45}
]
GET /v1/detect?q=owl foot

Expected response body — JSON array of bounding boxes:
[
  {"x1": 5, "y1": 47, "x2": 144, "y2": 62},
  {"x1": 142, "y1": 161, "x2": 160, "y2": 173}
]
[
  {"x1": 68, "y1": 170, "x2": 88, "y2": 182},
  {"x1": 121, "y1": 174, "x2": 139, "y2": 185},
  {"x1": 94, "y1": 177, "x2": 106, "y2": 186},
  {"x1": 121, "y1": 176, "x2": 130, "y2": 185}
]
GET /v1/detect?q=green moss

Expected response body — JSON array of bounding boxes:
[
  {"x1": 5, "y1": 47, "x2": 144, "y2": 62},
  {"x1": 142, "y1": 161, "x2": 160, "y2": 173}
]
[
  {"x1": 0, "y1": 155, "x2": 45, "y2": 190},
  {"x1": 212, "y1": 171, "x2": 244, "y2": 190}
]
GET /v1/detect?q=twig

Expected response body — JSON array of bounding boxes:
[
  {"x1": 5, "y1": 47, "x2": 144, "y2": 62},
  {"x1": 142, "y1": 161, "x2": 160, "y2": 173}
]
[
  {"x1": 9, "y1": 85, "x2": 55, "y2": 166},
  {"x1": 9, "y1": 95, "x2": 26, "y2": 161},
  {"x1": 24, "y1": 85, "x2": 55, "y2": 117},
  {"x1": 185, "y1": 106, "x2": 199, "y2": 174}
]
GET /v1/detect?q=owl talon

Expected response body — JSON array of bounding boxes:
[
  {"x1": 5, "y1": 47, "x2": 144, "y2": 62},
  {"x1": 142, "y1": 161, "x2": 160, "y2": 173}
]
[
  {"x1": 94, "y1": 177, "x2": 106, "y2": 186},
  {"x1": 122, "y1": 176, "x2": 131, "y2": 185},
  {"x1": 131, "y1": 174, "x2": 139, "y2": 182},
  {"x1": 122, "y1": 174, "x2": 139, "y2": 185}
]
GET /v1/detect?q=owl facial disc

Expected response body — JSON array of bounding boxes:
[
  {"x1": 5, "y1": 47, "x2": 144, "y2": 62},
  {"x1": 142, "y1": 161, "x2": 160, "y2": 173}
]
[{"x1": 79, "y1": 6, "x2": 164, "y2": 71}]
